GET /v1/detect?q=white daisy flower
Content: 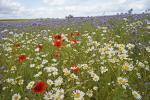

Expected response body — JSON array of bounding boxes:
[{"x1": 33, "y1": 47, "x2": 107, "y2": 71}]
[
  {"x1": 42, "y1": 59, "x2": 48, "y2": 65},
  {"x1": 12, "y1": 93, "x2": 21, "y2": 100},
  {"x1": 63, "y1": 68, "x2": 70, "y2": 76},
  {"x1": 26, "y1": 81, "x2": 35, "y2": 89},
  {"x1": 44, "y1": 91, "x2": 53, "y2": 100},
  {"x1": 54, "y1": 89, "x2": 64, "y2": 100},
  {"x1": 122, "y1": 62, "x2": 134, "y2": 71},
  {"x1": 47, "y1": 79, "x2": 54, "y2": 86},
  {"x1": 117, "y1": 77, "x2": 128, "y2": 89},
  {"x1": 132, "y1": 90, "x2": 142, "y2": 100},
  {"x1": 86, "y1": 89, "x2": 93, "y2": 97},
  {"x1": 93, "y1": 86, "x2": 98, "y2": 91},
  {"x1": 73, "y1": 90, "x2": 85, "y2": 100},
  {"x1": 100, "y1": 66, "x2": 108, "y2": 74},
  {"x1": 30, "y1": 64, "x2": 35, "y2": 68},
  {"x1": 54, "y1": 76, "x2": 63, "y2": 86}
]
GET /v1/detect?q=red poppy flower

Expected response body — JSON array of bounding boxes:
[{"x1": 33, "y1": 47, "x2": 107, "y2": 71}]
[
  {"x1": 18, "y1": 55, "x2": 26, "y2": 63},
  {"x1": 33, "y1": 81, "x2": 47, "y2": 94},
  {"x1": 54, "y1": 40, "x2": 62, "y2": 48},
  {"x1": 36, "y1": 44, "x2": 43, "y2": 51},
  {"x1": 76, "y1": 32, "x2": 81, "y2": 36},
  {"x1": 53, "y1": 34, "x2": 62, "y2": 40},
  {"x1": 71, "y1": 39, "x2": 77, "y2": 44},
  {"x1": 71, "y1": 65, "x2": 80, "y2": 74},
  {"x1": 70, "y1": 32, "x2": 74, "y2": 38}
]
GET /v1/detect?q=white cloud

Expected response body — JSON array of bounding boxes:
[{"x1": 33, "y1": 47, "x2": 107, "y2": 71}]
[
  {"x1": 43, "y1": 0, "x2": 66, "y2": 6},
  {"x1": 0, "y1": 0, "x2": 149, "y2": 18},
  {"x1": 0, "y1": 0, "x2": 26, "y2": 18},
  {"x1": 0, "y1": 0, "x2": 23, "y2": 13}
]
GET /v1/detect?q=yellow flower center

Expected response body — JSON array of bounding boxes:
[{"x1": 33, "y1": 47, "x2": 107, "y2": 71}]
[
  {"x1": 56, "y1": 96, "x2": 61, "y2": 100},
  {"x1": 14, "y1": 96, "x2": 19, "y2": 100},
  {"x1": 75, "y1": 93, "x2": 81, "y2": 98},
  {"x1": 123, "y1": 65, "x2": 129, "y2": 71}
]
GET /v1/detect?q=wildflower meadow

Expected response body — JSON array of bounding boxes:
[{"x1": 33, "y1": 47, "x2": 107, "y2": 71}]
[{"x1": 0, "y1": 14, "x2": 150, "y2": 100}]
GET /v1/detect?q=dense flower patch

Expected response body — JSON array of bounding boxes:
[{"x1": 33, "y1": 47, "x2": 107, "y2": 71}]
[{"x1": 0, "y1": 18, "x2": 150, "y2": 100}]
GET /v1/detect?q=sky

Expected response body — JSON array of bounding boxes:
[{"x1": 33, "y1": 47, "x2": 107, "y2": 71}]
[{"x1": 0, "y1": 0, "x2": 149, "y2": 19}]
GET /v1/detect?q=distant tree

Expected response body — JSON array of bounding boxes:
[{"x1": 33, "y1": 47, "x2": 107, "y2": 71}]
[
  {"x1": 128, "y1": 8, "x2": 133, "y2": 15},
  {"x1": 145, "y1": 9, "x2": 150, "y2": 14},
  {"x1": 65, "y1": 14, "x2": 74, "y2": 19},
  {"x1": 117, "y1": 13, "x2": 120, "y2": 15},
  {"x1": 120, "y1": 13, "x2": 124, "y2": 15}
]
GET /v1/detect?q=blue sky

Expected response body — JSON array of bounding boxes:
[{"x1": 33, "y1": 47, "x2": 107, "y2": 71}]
[{"x1": 0, "y1": 0, "x2": 149, "y2": 18}]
